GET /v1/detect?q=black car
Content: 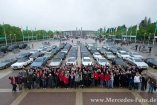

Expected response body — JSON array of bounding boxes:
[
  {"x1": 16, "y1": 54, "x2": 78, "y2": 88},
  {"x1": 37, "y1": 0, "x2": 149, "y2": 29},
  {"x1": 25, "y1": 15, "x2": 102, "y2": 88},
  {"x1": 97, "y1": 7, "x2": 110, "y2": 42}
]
[
  {"x1": 8, "y1": 45, "x2": 15, "y2": 51},
  {"x1": 19, "y1": 43, "x2": 27, "y2": 49},
  {"x1": 29, "y1": 52, "x2": 43, "y2": 60},
  {"x1": 0, "y1": 58, "x2": 17, "y2": 69},
  {"x1": 57, "y1": 52, "x2": 66, "y2": 60},
  {"x1": 0, "y1": 46, "x2": 8, "y2": 53},
  {"x1": 110, "y1": 48, "x2": 118, "y2": 55},
  {"x1": 144, "y1": 58, "x2": 157, "y2": 69},
  {"x1": 99, "y1": 48, "x2": 106, "y2": 55},
  {"x1": 16, "y1": 52, "x2": 32, "y2": 59},
  {"x1": 111, "y1": 58, "x2": 127, "y2": 66}
]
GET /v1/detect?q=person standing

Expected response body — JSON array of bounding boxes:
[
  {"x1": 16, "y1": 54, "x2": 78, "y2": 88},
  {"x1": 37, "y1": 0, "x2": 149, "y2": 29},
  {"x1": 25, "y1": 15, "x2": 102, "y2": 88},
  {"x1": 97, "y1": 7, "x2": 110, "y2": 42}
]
[
  {"x1": 110, "y1": 72, "x2": 114, "y2": 88},
  {"x1": 9, "y1": 76, "x2": 17, "y2": 92},
  {"x1": 42, "y1": 74, "x2": 47, "y2": 89},
  {"x1": 22, "y1": 75, "x2": 28, "y2": 89},
  {"x1": 64, "y1": 74, "x2": 69, "y2": 89},
  {"x1": 35, "y1": 74, "x2": 41, "y2": 89},
  {"x1": 148, "y1": 76, "x2": 156, "y2": 93},
  {"x1": 70, "y1": 73, "x2": 74, "y2": 88},
  {"x1": 48, "y1": 74, "x2": 54, "y2": 88},
  {"x1": 16, "y1": 75, "x2": 23, "y2": 90},
  {"x1": 74, "y1": 72, "x2": 80, "y2": 89},
  {"x1": 94, "y1": 71, "x2": 99, "y2": 87},
  {"x1": 27, "y1": 72, "x2": 34, "y2": 89},
  {"x1": 141, "y1": 75, "x2": 146, "y2": 91},
  {"x1": 90, "y1": 71, "x2": 94, "y2": 86},
  {"x1": 99, "y1": 72, "x2": 105, "y2": 87},
  {"x1": 105, "y1": 71, "x2": 110, "y2": 89},
  {"x1": 134, "y1": 73, "x2": 141, "y2": 90}
]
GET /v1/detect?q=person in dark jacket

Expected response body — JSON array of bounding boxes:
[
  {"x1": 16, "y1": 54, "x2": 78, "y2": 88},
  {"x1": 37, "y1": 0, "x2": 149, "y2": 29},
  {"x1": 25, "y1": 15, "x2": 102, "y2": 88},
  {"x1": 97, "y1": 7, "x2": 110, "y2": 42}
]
[
  {"x1": 22, "y1": 75, "x2": 27, "y2": 89},
  {"x1": 141, "y1": 75, "x2": 146, "y2": 91},
  {"x1": 48, "y1": 74, "x2": 54, "y2": 88},
  {"x1": 16, "y1": 75, "x2": 23, "y2": 90},
  {"x1": 35, "y1": 74, "x2": 41, "y2": 89},
  {"x1": 129, "y1": 76, "x2": 133, "y2": 90},
  {"x1": 84, "y1": 71, "x2": 90, "y2": 87},
  {"x1": 27, "y1": 72, "x2": 34, "y2": 89},
  {"x1": 55, "y1": 73, "x2": 60, "y2": 88},
  {"x1": 148, "y1": 76, "x2": 156, "y2": 93}
]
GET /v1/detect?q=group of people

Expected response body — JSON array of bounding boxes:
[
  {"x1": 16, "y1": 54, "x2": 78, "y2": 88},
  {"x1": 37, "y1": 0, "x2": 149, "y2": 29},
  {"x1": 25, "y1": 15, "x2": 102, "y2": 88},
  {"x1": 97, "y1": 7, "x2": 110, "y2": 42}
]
[{"x1": 9, "y1": 64, "x2": 156, "y2": 93}]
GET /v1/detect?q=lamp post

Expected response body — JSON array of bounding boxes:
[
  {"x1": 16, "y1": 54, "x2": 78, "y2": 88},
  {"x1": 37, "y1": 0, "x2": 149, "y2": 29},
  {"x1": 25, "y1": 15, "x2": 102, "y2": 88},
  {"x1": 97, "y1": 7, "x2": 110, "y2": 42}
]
[
  {"x1": 10, "y1": 34, "x2": 12, "y2": 45},
  {"x1": 14, "y1": 34, "x2": 16, "y2": 44}
]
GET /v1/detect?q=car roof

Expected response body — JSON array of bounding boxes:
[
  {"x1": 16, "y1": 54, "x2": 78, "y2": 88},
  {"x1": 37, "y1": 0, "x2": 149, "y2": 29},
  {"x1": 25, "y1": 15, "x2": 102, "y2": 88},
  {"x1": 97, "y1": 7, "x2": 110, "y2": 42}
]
[{"x1": 83, "y1": 57, "x2": 90, "y2": 59}]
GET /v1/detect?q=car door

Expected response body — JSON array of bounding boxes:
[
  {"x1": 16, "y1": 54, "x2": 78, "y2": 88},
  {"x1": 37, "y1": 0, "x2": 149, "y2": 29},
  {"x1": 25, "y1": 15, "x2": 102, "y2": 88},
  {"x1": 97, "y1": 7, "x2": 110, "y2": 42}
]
[
  {"x1": 146, "y1": 59, "x2": 151, "y2": 66},
  {"x1": 128, "y1": 58, "x2": 133, "y2": 65}
]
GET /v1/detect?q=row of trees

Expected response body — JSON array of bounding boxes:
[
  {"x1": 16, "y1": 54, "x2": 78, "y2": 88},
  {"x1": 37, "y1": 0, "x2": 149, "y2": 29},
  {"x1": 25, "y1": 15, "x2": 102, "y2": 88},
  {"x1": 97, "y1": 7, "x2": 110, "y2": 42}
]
[{"x1": 96, "y1": 17, "x2": 157, "y2": 40}]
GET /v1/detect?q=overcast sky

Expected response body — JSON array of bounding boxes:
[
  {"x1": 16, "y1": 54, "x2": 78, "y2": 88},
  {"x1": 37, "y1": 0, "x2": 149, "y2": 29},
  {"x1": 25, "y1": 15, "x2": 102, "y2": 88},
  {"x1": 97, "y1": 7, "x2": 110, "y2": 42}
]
[{"x1": 0, "y1": 0, "x2": 157, "y2": 31}]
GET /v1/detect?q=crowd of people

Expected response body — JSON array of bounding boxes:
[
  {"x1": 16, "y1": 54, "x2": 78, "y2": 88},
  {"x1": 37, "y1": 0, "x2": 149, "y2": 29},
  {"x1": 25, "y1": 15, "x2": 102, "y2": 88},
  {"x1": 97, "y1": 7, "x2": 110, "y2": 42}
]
[{"x1": 9, "y1": 64, "x2": 156, "y2": 93}]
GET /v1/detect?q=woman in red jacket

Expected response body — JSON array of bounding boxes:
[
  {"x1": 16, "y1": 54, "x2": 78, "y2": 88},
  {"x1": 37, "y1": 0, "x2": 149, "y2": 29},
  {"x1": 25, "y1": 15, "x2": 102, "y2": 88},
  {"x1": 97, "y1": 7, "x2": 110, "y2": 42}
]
[
  {"x1": 63, "y1": 74, "x2": 69, "y2": 89},
  {"x1": 94, "y1": 71, "x2": 99, "y2": 87},
  {"x1": 59, "y1": 71, "x2": 65, "y2": 88},
  {"x1": 105, "y1": 71, "x2": 110, "y2": 89},
  {"x1": 9, "y1": 76, "x2": 17, "y2": 92}
]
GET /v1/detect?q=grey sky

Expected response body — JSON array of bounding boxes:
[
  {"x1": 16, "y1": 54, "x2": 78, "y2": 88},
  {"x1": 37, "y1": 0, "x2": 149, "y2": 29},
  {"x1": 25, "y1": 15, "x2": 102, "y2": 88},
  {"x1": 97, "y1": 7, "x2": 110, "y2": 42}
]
[{"x1": 0, "y1": 0, "x2": 157, "y2": 31}]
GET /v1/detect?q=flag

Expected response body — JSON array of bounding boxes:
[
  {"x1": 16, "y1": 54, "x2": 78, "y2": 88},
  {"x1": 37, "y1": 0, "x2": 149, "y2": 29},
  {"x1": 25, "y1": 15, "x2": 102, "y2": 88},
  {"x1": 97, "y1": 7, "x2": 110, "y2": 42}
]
[
  {"x1": 26, "y1": 26, "x2": 28, "y2": 32},
  {"x1": 156, "y1": 21, "x2": 157, "y2": 30},
  {"x1": 137, "y1": 24, "x2": 139, "y2": 30},
  {"x1": 3, "y1": 22, "x2": 5, "y2": 34}
]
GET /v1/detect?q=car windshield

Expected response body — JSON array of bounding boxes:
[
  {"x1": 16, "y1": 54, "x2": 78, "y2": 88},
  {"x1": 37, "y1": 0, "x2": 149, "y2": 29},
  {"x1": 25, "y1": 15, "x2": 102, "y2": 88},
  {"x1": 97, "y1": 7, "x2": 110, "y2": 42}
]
[
  {"x1": 68, "y1": 59, "x2": 76, "y2": 62},
  {"x1": 83, "y1": 59, "x2": 91, "y2": 62},
  {"x1": 132, "y1": 52, "x2": 139, "y2": 55},
  {"x1": 20, "y1": 53, "x2": 26, "y2": 56},
  {"x1": 1, "y1": 59, "x2": 10, "y2": 63},
  {"x1": 134, "y1": 59, "x2": 143, "y2": 62},
  {"x1": 94, "y1": 53, "x2": 100, "y2": 55},
  {"x1": 18, "y1": 58, "x2": 26, "y2": 62},
  {"x1": 100, "y1": 59, "x2": 107, "y2": 62},
  {"x1": 53, "y1": 59, "x2": 60, "y2": 62},
  {"x1": 121, "y1": 52, "x2": 128, "y2": 55},
  {"x1": 150, "y1": 59, "x2": 157, "y2": 62},
  {"x1": 35, "y1": 58, "x2": 42, "y2": 62}
]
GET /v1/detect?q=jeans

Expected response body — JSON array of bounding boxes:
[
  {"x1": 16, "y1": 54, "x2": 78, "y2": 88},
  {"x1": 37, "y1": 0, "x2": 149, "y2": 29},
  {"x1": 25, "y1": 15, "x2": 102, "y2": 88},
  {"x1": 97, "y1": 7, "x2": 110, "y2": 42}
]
[
  {"x1": 36, "y1": 83, "x2": 40, "y2": 89},
  {"x1": 149, "y1": 84, "x2": 154, "y2": 93},
  {"x1": 110, "y1": 80, "x2": 114, "y2": 88},
  {"x1": 134, "y1": 83, "x2": 139, "y2": 90},
  {"x1": 100, "y1": 81, "x2": 104, "y2": 87},
  {"x1": 90, "y1": 78, "x2": 94, "y2": 86},
  {"x1": 141, "y1": 83, "x2": 145, "y2": 91},
  {"x1": 75, "y1": 81, "x2": 79, "y2": 88},
  {"x1": 70, "y1": 79, "x2": 74, "y2": 88},
  {"x1": 129, "y1": 84, "x2": 133, "y2": 90},
  {"x1": 29, "y1": 81, "x2": 34, "y2": 89},
  {"x1": 42, "y1": 81, "x2": 46, "y2": 88},
  {"x1": 106, "y1": 81, "x2": 110, "y2": 88}
]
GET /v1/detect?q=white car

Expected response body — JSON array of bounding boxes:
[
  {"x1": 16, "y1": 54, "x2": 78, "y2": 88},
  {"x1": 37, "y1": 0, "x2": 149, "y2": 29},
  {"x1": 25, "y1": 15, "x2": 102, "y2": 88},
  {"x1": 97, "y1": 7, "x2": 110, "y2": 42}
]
[
  {"x1": 61, "y1": 49, "x2": 68, "y2": 55},
  {"x1": 82, "y1": 57, "x2": 92, "y2": 66},
  {"x1": 117, "y1": 50, "x2": 131, "y2": 60},
  {"x1": 129, "y1": 52, "x2": 143, "y2": 59},
  {"x1": 96, "y1": 58, "x2": 110, "y2": 66},
  {"x1": 30, "y1": 49, "x2": 39, "y2": 54},
  {"x1": 93, "y1": 52, "x2": 102, "y2": 59},
  {"x1": 11, "y1": 58, "x2": 33, "y2": 69},
  {"x1": 66, "y1": 57, "x2": 77, "y2": 65},
  {"x1": 104, "y1": 52, "x2": 115, "y2": 59},
  {"x1": 49, "y1": 58, "x2": 62, "y2": 67},
  {"x1": 37, "y1": 47, "x2": 46, "y2": 52},
  {"x1": 126, "y1": 57, "x2": 148, "y2": 69},
  {"x1": 102, "y1": 45, "x2": 107, "y2": 49}
]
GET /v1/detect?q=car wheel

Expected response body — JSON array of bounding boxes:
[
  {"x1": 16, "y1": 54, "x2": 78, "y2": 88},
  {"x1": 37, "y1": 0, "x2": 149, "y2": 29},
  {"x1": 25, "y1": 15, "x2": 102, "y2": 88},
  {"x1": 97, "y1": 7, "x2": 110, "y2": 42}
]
[{"x1": 153, "y1": 65, "x2": 156, "y2": 69}]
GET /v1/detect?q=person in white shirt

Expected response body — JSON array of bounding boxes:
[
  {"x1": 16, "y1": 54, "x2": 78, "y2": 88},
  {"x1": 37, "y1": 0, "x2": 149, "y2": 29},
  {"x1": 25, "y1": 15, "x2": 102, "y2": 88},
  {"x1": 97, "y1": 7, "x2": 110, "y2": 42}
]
[{"x1": 134, "y1": 73, "x2": 141, "y2": 90}]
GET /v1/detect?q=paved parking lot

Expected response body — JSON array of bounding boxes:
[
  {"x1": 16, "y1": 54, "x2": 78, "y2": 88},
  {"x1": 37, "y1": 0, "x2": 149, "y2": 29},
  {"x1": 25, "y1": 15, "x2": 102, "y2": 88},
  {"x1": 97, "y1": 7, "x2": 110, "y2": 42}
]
[{"x1": 0, "y1": 38, "x2": 157, "y2": 105}]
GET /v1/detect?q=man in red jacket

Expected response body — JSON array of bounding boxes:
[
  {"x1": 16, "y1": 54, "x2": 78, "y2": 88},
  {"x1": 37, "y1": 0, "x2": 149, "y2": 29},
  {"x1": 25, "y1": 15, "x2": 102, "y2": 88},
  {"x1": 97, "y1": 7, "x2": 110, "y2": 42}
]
[
  {"x1": 63, "y1": 74, "x2": 69, "y2": 89},
  {"x1": 9, "y1": 76, "x2": 17, "y2": 92},
  {"x1": 105, "y1": 71, "x2": 110, "y2": 89},
  {"x1": 59, "y1": 71, "x2": 65, "y2": 88},
  {"x1": 94, "y1": 71, "x2": 99, "y2": 87},
  {"x1": 99, "y1": 72, "x2": 105, "y2": 87}
]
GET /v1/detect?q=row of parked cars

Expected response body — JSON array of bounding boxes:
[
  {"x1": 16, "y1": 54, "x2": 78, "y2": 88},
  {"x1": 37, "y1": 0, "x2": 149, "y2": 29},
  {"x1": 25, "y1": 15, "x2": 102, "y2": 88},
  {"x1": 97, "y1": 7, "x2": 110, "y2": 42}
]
[
  {"x1": 0, "y1": 43, "x2": 28, "y2": 53},
  {"x1": 85, "y1": 43, "x2": 157, "y2": 69}
]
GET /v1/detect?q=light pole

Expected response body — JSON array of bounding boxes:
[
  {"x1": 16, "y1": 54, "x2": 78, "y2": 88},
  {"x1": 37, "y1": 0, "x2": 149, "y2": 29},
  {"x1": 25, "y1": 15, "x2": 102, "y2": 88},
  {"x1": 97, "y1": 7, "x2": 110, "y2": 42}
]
[
  {"x1": 149, "y1": 33, "x2": 151, "y2": 46},
  {"x1": 14, "y1": 34, "x2": 16, "y2": 44},
  {"x1": 10, "y1": 34, "x2": 12, "y2": 45}
]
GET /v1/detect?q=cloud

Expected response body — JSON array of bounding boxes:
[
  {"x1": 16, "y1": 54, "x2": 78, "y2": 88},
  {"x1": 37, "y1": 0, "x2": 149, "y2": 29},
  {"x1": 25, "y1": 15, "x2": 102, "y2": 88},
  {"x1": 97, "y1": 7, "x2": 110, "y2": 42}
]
[{"x1": 0, "y1": 0, "x2": 156, "y2": 31}]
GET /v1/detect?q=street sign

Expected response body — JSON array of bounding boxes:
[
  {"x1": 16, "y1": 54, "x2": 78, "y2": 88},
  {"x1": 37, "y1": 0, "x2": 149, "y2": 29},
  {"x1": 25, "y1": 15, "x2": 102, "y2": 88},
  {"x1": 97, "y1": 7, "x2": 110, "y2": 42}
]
[
  {"x1": 0, "y1": 37, "x2": 5, "y2": 40},
  {"x1": 24, "y1": 36, "x2": 29, "y2": 38},
  {"x1": 43, "y1": 36, "x2": 47, "y2": 37},
  {"x1": 33, "y1": 36, "x2": 36, "y2": 38}
]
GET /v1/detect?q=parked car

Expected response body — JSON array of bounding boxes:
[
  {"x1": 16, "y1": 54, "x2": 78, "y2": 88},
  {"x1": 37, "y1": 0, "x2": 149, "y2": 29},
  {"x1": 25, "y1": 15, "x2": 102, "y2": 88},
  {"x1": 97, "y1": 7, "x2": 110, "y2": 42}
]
[
  {"x1": 30, "y1": 49, "x2": 39, "y2": 54},
  {"x1": 49, "y1": 58, "x2": 62, "y2": 67},
  {"x1": 126, "y1": 57, "x2": 148, "y2": 69},
  {"x1": 16, "y1": 52, "x2": 32, "y2": 59},
  {"x1": 144, "y1": 58, "x2": 157, "y2": 69},
  {"x1": 96, "y1": 57, "x2": 110, "y2": 66},
  {"x1": 117, "y1": 47, "x2": 129, "y2": 52},
  {"x1": 111, "y1": 58, "x2": 127, "y2": 66},
  {"x1": 61, "y1": 49, "x2": 68, "y2": 55},
  {"x1": 82, "y1": 57, "x2": 92, "y2": 66},
  {"x1": 37, "y1": 47, "x2": 46, "y2": 52},
  {"x1": 110, "y1": 48, "x2": 117, "y2": 55},
  {"x1": 57, "y1": 52, "x2": 66, "y2": 60},
  {"x1": 30, "y1": 57, "x2": 48, "y2": 68},
  {"x1": 0, "y1": 46, "x2": 8, "y2": 53},
  {"x1": 129, "y1": 52, "x2": 143, "y2": 59},
  {"x1": 19, "y1": 43, "x2": 27, "y2": 49},
  {"x1": 29, "y1": 52, "x2": 43, "y2": 60},
  {"x1": 51, "y1": 45, "x2": 57, "y2": 49},
  {"x1": 117, "y1": 50, "x2": 131, "y2": 60},
  {"x1": 93, "y1": 52, "x2": 102, "y2": 59},
  {"x1": 0, "y1": 58, "x2": 17, "y2": 69},
  {"x1": 11, "y1": 57, "x2": 33, "y2": 69},
  {"x1": 8, "y1": 45, "x2": 16, "y2": 51},
  {"x1": 104, "y1": 52, "x2": 115, "y2": 59},
  {"x1": 44, "y1": 52, "x2": 54, "y2": 60},
  {"x1": 99, "y1": 48, "x2": 106, "y2": 55},
  {"x1": 66, "y1": 57, "x2": 77, "y2": 65},
  {"x1": 141, "y1": 48, "x2": 149, "y2": 53}
]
